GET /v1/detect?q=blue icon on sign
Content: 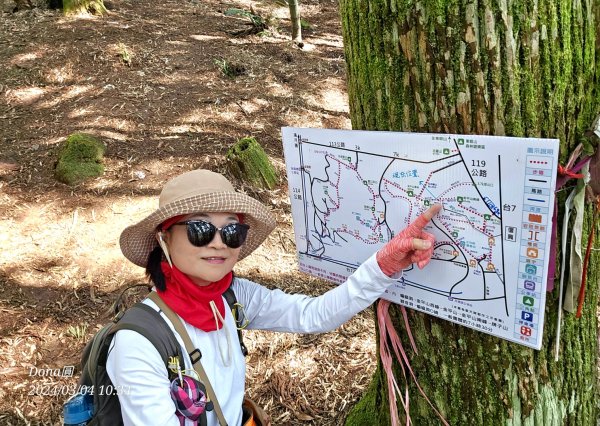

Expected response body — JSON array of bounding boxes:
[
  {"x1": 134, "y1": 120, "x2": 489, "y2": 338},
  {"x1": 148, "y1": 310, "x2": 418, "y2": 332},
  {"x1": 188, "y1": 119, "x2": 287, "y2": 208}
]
[
  {"x1": 525, "y1": 264, "x2": 537, "y2": 275},
  {"x1": 521, "y1": 311, "x2": 534, "y2": 322},
  {"x1": 524, "y1": 280, "x2": 536, "y2": 290}
]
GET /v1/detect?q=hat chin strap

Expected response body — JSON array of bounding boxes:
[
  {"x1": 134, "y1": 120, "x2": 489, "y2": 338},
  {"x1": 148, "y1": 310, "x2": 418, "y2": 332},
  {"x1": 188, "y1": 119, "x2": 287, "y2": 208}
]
[{"x1": 209, "y1": 300, "x2": 232, "y2": 367}]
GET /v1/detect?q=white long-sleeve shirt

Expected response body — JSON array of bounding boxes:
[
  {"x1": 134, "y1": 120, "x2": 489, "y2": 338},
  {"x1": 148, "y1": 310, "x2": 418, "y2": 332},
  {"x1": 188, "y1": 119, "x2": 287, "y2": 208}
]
[{"x1": 106, "y1": 253, "x2": 399, "y2": 425}]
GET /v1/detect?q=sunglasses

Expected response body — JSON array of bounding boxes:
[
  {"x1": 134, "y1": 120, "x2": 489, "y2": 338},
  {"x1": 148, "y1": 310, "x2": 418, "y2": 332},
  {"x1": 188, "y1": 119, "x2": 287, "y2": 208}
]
[{"x1": 173, "y1": 220, "x2": 250, "y2": 249}]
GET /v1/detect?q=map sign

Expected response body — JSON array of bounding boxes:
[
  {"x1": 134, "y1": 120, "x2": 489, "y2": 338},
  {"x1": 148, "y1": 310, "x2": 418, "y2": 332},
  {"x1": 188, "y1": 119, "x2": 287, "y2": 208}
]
[{"x1": 282, "y1": 127, "x2": 559, "y2": 349}]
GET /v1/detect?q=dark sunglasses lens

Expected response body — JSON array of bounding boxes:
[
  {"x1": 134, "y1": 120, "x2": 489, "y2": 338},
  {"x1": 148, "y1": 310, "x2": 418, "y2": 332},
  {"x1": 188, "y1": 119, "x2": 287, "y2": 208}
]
[
  {"x1": 187, "y1": 221, "x2": 216, "y2": 247},
  {"x1": 220, "y1": 223, "x2": 249, "y2": 248}
]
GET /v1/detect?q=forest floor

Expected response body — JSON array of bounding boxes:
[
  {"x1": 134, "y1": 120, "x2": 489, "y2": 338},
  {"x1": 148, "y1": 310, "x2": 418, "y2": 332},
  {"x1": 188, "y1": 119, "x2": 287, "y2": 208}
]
[{"x1": 0, "y1": 0, "x2": 376, "y2": 424}]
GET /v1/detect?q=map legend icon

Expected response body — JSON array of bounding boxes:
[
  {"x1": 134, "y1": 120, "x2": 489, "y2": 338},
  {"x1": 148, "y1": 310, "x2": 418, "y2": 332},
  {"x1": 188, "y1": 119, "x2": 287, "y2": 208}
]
[{"x1": 521, "y1": 311, "x2": 534, "y2": 321}]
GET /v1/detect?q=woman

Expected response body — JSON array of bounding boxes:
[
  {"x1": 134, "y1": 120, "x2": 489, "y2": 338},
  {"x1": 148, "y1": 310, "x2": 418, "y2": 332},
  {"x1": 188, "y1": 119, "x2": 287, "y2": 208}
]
[{"x1": 108, "y1": 168, "x2": 441, "y2": 425}]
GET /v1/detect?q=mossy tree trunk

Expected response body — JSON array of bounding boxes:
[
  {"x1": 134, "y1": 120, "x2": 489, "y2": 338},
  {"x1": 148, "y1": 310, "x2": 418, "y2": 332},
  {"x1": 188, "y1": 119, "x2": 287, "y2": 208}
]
[
  {"x1": 226, "y1": 137, "x2": 279, "y2": 190},
  {"x1": 340, "y1": 1, "x2": 599, "y2": 425},
  {"x1": 63, "y1": 0, "x2": 106, "y2": 15}
]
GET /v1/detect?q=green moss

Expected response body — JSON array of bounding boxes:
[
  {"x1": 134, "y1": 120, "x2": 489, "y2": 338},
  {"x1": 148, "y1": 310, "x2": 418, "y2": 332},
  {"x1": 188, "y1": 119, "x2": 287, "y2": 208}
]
[
  {"x1": 345, "y1": 367, "x2": 390, "y2": 426},
  {"x1": 539, "y1": 1, "x2": 553, "y2": 140},
  {"x1": 54, "y1": 133, "x2": 105, "y2": 185},
  {"x1": 62, "y1": 0, "x2": 106, "y2": 15},
  {"x1": 339, "y1": 0, "x2": 599, "y2": 418},
  {"x1": 506, "y1": 375, "x2": 569, "y2": 425},
  {"x1": 226, "y1": 137, "x2": 278, "y2": 190}
]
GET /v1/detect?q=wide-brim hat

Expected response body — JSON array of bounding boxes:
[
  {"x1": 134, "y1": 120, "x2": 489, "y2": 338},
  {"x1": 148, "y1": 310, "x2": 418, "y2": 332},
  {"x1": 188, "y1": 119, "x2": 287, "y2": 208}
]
[{"x1": 120, "y1": 169, "x2": 276, "y2": 267}]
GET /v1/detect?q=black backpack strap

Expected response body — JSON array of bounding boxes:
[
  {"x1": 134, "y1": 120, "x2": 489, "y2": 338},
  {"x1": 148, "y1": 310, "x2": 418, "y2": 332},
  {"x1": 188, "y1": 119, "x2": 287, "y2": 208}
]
[{"x1": 223, "y1": 286, "x2": 248, "y2": 357}]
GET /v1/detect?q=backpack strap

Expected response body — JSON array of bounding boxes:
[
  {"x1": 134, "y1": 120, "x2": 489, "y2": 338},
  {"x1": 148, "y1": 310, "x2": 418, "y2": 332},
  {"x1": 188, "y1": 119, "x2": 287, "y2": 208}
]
[
  {"x1": 99, "y1": 302, "x2": 183, "y2": 372},
  {"x1": 81, "y1": 302, "x2": 181, "y2": 388},
  {"x1": 148, "y1": 292, "x2": 229, "y2": 426},
  {"x1": 223, "y1": 286, "x2": 248, "y2": 356}
]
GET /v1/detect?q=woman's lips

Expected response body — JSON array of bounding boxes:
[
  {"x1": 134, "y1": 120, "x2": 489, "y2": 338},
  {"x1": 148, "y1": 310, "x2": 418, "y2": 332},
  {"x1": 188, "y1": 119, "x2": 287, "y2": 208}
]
[{"x1": 202, "y1": 257, "x2": 226, "y2": 264}]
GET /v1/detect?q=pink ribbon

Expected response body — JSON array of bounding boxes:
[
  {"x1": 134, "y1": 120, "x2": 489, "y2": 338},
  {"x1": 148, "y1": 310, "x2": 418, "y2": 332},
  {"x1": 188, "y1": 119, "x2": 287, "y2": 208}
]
[
  {"x1": 547, "y1": 157, "x2": 591, "y2": 292},
  {"x1": 377, "y1": 300, "x2": 449, "y2": 425}
]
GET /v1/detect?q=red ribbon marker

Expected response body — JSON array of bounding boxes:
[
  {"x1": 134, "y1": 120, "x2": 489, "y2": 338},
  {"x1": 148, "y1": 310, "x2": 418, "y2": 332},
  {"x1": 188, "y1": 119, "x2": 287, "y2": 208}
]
[
  {"x1": 557, "y1": 164, "x2": 584, "y2": 180},
  {"x1": 576, "y1": 199, "x2": 599, "y2": 318},
  {"x1": 547, "y1": 156, "x2": 591, "y2": 292}
]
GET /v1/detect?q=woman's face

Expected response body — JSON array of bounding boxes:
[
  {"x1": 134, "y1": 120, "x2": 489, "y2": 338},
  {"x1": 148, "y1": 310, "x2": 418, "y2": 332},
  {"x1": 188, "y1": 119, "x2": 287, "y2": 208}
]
[{"x1": 163, "y1": 212, "x2": 242, "y2": 286}]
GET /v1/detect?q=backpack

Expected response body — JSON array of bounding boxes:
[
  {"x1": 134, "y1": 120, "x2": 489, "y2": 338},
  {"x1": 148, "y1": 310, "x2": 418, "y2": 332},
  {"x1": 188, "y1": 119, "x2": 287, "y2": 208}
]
[{"x1": 76, "y1": 283, "x2": 248, "y2": 426}]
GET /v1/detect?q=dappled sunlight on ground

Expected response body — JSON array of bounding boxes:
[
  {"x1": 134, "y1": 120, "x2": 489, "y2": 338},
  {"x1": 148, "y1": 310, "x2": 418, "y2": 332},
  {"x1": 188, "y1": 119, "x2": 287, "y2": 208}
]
[
  {"x1": 45, "y1": 64, "x2": 76, "y2": 84},
  {"x1": 190, "y1": 34, "x2": 226, "y2": 42},
  {"x1": 5, "y1": 86, "x2": 48, "y2": 105},
  {"x1": 39, "y1": 84, "x2": 96, "y2": 109},
  {"x1": 0, "y1": 0, "x2": 372, "y2": 423},
  {"x1": 10, "y1": 50, "x2": 44, "y2": 65}
]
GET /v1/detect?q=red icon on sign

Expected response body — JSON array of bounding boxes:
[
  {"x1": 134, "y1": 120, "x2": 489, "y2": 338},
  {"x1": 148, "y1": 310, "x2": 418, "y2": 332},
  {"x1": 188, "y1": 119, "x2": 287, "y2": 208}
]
[
  {"x1": 520, "y1": 326, "x2": 532, "y2": 337},
  {"x1": 528, "y1": 213, "x2": 542, "y2": 223},
  {"x1": 526, "y1": 248, "x2": 539, "y2": 258}
]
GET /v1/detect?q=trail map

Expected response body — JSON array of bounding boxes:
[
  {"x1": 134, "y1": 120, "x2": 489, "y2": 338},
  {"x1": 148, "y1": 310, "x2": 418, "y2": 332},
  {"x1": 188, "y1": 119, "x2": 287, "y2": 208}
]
[{"x1": 282, "y1": 127, "x2": 559, "y2": 349}]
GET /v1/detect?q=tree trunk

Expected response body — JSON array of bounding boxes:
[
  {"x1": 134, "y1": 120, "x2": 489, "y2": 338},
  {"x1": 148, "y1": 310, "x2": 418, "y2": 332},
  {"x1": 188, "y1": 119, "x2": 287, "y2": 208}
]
[
  {"x1": 289, "y1": 0, "x2": 302, "y2": 44},
  {"x1": 226, "y1": 137, "x2": 279, "y2": 190},
  {"x1": 339, "y1": 1, "x2": 599, "y2": 425},
  {"x1": 63, "y1": 0, "x2": 106, "y2": 15}
]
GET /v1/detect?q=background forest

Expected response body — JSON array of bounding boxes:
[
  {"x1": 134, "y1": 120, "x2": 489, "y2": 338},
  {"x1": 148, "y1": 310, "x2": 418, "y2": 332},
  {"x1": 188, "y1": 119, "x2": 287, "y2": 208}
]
[{"x1": 0, "y1": 0, "x2": 365, "y2": 424}]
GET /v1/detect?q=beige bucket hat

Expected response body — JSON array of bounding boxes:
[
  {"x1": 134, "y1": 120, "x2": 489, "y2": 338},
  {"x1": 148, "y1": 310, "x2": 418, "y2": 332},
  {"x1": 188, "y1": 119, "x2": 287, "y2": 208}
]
[{"x1": 120, "y1": 169, "x2": 276, "y2": 267}]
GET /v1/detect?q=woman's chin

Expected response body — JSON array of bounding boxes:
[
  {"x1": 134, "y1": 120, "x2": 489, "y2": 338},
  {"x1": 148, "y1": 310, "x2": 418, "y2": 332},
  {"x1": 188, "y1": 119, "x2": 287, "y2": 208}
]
[{"x1": 189, "y1": 269, "x2": 230, "y2": 286}]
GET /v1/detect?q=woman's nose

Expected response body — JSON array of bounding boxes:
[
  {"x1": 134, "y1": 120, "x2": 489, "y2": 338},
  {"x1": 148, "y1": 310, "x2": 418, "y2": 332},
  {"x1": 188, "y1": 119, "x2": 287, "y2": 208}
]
[{"x1": 206, "y1": 229, "x2": 227, "y2": 248}]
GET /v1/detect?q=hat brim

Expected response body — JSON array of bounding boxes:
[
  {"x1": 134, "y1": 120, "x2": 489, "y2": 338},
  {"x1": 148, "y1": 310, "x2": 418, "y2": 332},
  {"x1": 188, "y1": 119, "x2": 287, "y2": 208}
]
[{"x1": 120, "y1": 191, "x2": 276, "y2": 267}]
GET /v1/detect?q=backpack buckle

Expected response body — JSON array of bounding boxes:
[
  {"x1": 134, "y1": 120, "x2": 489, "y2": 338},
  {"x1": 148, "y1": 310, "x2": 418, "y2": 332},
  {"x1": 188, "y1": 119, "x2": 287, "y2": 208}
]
[
  {"x1": 113, "y1": 310, "x2": 125, "y2": 323},
  {"x1": 189, "y1": 348, "x2": 202, "y2": 364}
]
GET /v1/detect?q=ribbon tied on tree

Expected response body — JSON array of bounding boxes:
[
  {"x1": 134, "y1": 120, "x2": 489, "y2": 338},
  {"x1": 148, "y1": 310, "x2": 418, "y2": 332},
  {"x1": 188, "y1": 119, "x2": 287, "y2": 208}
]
[{"x1": 552, "y1": 141, "x2": 599, "y2": 361}]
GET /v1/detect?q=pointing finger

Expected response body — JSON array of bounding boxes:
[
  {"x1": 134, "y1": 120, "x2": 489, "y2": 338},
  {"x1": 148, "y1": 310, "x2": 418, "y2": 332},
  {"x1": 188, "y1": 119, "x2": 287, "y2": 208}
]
[{"x1": 404, "y1": 204, "x2": 442, "y2": 238}]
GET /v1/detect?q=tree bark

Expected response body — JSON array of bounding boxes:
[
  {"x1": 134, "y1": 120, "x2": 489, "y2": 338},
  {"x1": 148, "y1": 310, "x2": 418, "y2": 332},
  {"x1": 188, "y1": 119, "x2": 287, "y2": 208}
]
[
  {"x1": 226, "y1": 137, "x2": 279, "y2": 190},
  {"x1": 289, "y1": 0, "x2": 302, "y2": 44},
  {"x1": 62, "y1": 0, "x2": 106, "y2": 15},
  {"x1": 339, "y1": 1, "x2": 599, "y2": 424}
]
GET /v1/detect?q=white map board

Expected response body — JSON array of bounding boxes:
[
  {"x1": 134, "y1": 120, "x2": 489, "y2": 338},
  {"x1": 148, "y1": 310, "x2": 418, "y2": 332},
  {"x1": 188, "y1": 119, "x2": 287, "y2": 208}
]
[{"x1": 282, "y1": 127, "x2": 559, "y2": 349}]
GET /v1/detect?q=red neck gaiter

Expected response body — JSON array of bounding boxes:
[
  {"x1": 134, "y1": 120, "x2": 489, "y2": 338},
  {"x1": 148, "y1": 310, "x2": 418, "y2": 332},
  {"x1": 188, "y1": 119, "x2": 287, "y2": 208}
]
[{"x1": 157, "y1": 261, "x2": 232, "y2": 331}]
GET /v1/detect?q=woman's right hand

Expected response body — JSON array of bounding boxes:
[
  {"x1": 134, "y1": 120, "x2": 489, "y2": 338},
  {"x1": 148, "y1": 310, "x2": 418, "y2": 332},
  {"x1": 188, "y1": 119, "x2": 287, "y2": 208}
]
[{"x1": 376, "y1": 204, "x2": 442, "y2": 277}]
